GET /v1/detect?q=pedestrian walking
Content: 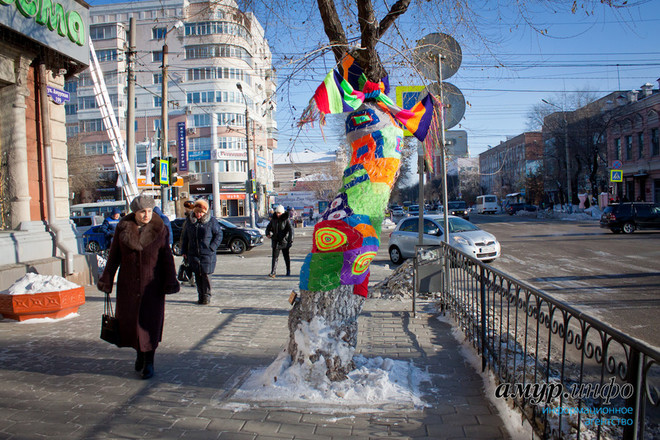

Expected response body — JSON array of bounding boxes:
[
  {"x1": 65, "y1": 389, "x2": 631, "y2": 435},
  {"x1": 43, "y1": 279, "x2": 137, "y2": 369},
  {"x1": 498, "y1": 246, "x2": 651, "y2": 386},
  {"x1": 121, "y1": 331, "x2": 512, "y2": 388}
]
[
  {"x1": 179, "y1": 200, "x2": 196, "y2": 286},
  {"x1": 97, "y1": 195, "x2": 180, "y2": 380},
  {"x1": 180, "y1": 199, "x2": 222, "y2": 305},
  {"x1": 265, "y1": 204, "x2": 293, "y2": 278},
  {"x1": 98, "y1": 207, "x2": 122, "y2": 248}
]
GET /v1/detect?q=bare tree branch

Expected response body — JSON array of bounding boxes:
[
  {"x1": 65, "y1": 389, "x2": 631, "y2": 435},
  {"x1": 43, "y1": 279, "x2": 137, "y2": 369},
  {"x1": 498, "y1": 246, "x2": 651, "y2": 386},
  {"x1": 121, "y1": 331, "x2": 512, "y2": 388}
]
[
  {"x1": 377, "y1": 0, "x2": 411, "y2": 38},
  {"x1": 316, "y1": 0, "x2": 349, "y2": 63}
]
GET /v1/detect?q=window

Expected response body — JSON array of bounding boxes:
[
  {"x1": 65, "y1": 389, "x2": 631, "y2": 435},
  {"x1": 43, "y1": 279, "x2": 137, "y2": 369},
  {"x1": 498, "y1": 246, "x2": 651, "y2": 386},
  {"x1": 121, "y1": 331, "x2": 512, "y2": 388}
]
[
  {"x1": 153, "y1": 96, "x2": 162, "y2": 107},
  {"x1": 184, "y1": 21, "x2": 251, "y2": 41},
  {"x1": 423, "y1": 219, "x2": 441, "y2": 236},
  {"x1": 152, "y1": 27, "x2": 166, "y2": 39},
  {"x1": 153, "y1": 73, "x2": 162, "y2": 84},
  {"x1": 192, "y1": 114, "x2": 211, "y2": 127},
  {"x1": 638, "y1": 132, "x2": 644, "y2": 159},
  {"x1": 399, "y1": 219, "x2": 417, "y2": 233},
  {"x1": 96, "y1": 49, "x2": 118, "y2": 62},
  {"x1": 184, "y1": 44, "x2": 252, "y2": 66},
  {"x1": 84, "y1": 142, "x2": 111, "y2": 155},
  {"x1": 66, "y1": 125, "x2": 79, "y2": 137},
  {"x1": 90, "y1": 25, "x2": 117, "y2": 40},
  {"x1": 64, "y1": 80, "x2": 77, "y2": 93},
  {"x1": 153, "y1": 119, "x2": 162, "y2": 131},
  {"x1": 625, "y1": 135, "x2": 632, "y2": 160},
  {"x1": 652, "y1": 128, "x2": 659, "y2": 156},
  {"x1": 65, "y1": 104, "x2": 77, "y2": 115},
  {"x1": 615, "y1": 138, "x2": 621, "y2": 160},
  {"x1": 152, "y1": 51, "x2": 163, "y2": 62},
  {"x1": 189, "y1": 160, "x2": 212, "y2": 173},
  {"x1": 81, "y1": 119, "x2": 104, "y2": 132}
]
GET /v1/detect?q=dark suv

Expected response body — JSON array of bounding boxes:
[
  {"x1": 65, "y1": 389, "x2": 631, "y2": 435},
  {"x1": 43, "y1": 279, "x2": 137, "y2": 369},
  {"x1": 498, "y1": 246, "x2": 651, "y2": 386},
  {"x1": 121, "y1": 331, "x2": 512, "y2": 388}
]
[
  {"x1": 171, "y1": 218, "x2": 263, "y2": 255},
  {"x1": 506, "y1": 203, "x2": 537, "y2": 215},
  {"x1": 600, "y1": 202, "x2": 660, "y2": 234},
  {"x1": 447, "y1": 201, "x2": 469, "y2": 219}
]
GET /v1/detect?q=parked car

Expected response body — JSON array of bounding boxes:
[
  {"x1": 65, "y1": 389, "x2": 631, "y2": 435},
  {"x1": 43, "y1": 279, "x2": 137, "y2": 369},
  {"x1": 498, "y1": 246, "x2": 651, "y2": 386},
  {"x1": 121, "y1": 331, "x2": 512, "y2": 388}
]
[
  {"x1": 506, "y1": 203, "x2": 538, "y2": 215},
  {"x1": 389, "y1": 205, "x2": 406, "y2": 221},
  {"x1": 70, "y1": 215, "x2": 104, "y2": 235},
  {"x1": 447, "y1": 201, "x2": 469, "y2": 220},
  {"x1": 82, "y1": 225, "x2": 108, "y2": 253},
  {"x1": 388, "y1": 215, "x2": 500, "y2": 264},
  {"x1": 600, "y1": 202, "x2": 660, "y2": 234},
  {"x1": 407, "y1": 205, "x2": 420, "y2": 216},
  {"x1": 171, "y1": 218, "x2": 264, "y2": 255}
]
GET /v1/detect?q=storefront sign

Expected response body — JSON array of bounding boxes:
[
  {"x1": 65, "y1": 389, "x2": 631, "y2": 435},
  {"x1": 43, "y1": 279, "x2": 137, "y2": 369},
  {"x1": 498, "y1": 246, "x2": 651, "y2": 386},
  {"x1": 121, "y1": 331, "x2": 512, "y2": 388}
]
[
  {"x1": 190, "y1": 184, "x2": 212, "y2": 194},
  {"x1": 46, "y1": 85, "x2": 69, "y2": 104},
  {"x1": 177, "y1": 122, "x2": 188, "y2": 171},
  {"x1": 189, "y1": 150, "x2": 211, "y2": 161},
  {"x1": 0, "y1": 0, "x2": 89, "y2": 66}
]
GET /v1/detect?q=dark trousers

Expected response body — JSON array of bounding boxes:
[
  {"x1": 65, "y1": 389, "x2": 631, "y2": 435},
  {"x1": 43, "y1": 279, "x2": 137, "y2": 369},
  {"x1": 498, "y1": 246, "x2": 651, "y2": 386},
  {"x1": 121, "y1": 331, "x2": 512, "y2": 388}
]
[
  {"x1": 271, "y1": 247, "x2": 290, "y2": 275},
  {"x1": 195, "y1": 271, "x2": 210, "y2": 300}
]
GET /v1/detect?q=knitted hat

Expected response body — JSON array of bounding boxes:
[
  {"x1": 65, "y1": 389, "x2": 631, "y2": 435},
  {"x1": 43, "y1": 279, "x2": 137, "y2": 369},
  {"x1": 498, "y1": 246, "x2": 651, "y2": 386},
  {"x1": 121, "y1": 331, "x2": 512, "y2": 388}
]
[
  {"x1": 275, "y1": 205, "x2": 285, "y2": 214},
  {"x1": 111, "y1": 207, "x2": 121, "y2": 216},
  {"x1": 193, "y1": 199, "x2": 209, "y2": 213},
  {"x1": 130, "y1": 195, "x2": 156, "y2": 212}
]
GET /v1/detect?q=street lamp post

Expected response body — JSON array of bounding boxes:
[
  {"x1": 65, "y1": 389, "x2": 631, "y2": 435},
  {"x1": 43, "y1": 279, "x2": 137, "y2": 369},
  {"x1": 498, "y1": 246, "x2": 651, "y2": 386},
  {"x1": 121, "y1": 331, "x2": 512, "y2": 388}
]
[
  {"x1": 543, "y1": 99, "x2": 572, "y2": 212},
  {"x1": 236, "y1": 83, "x2": 256, "y2": 228}
]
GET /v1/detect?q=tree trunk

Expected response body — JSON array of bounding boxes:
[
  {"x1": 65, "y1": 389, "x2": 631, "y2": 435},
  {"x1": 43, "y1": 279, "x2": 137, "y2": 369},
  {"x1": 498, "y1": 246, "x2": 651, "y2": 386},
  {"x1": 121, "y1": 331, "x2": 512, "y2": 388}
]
[{"x1": 287, "y1": 101, "x2": 404, "y2": 381}]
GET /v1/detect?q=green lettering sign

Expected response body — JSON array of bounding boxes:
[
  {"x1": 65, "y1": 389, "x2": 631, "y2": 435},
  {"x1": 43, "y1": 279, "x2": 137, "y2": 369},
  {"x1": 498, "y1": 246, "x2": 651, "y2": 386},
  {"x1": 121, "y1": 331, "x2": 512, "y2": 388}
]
[{"x1": 2, "y1": 0, "x2": 86, "y2": 46}]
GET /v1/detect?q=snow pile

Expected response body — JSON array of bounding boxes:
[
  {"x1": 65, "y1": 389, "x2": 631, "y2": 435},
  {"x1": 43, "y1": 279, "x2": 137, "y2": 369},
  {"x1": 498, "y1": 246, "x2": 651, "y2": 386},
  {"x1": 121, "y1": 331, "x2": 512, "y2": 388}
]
[
  {"x1": 513, "y1": 210, "x2": 538, "y2": 218},
  {"x1": 535, "y1": 209, "x2": 600, "y2": 222},
  {"x1": 1, "y1": 273, "x2": 79, "y2": 295},
  {"x1": 228, "y1": 316, "x2": 430, "y2": 412},
  {"x1": 370, "y1": 259, "x2": 414, "y2": 299},
  {"x1": 382, "y1": 218, "x2": 396, "y2": 228}
]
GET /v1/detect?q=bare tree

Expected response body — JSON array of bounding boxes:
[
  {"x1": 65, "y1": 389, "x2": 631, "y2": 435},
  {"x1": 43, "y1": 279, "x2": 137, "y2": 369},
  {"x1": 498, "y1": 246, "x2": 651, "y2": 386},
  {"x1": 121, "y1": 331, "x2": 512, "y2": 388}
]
[
  {"x1": 240, "y1": 0, "x2": 635, "y2": 382},
  {"x1": 67, "y1": 135, "x2": 106, "y2": 204}
]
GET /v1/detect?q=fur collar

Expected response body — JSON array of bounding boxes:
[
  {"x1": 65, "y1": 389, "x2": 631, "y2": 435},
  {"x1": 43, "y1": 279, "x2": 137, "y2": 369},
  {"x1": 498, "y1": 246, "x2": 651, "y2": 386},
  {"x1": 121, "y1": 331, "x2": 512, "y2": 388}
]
[
  {"x1": 117, "y1": 212, "x2": 165, "y2": 251},
  {"x1": 189, "y1": 210, "x2": 212, "y2": 225}
]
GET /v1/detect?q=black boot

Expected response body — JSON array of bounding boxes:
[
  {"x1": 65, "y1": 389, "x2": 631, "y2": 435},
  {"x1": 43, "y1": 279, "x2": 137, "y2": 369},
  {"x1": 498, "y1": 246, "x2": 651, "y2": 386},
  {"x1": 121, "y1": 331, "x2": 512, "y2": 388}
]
[
  {"x1": 142, "y1": 351, "x2": 155, "y2": 379},
  {"x1": 135, "y1": 351, "x2": 145, "y2": 372}
]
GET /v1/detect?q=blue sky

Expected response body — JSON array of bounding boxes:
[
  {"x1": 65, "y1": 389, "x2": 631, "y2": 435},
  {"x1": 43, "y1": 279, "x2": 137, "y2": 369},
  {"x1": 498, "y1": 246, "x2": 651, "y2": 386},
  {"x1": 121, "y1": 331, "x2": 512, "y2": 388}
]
[{"x1": 89, "y1": 0, "x2": 660, "y2": 158}]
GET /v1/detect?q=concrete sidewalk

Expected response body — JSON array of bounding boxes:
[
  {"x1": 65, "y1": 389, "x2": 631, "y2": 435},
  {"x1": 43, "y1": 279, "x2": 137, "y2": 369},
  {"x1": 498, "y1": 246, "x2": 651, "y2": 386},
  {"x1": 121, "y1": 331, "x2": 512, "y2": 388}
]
[{"x1": 0, "y1": 245, "x2": 511, "y2": 439}]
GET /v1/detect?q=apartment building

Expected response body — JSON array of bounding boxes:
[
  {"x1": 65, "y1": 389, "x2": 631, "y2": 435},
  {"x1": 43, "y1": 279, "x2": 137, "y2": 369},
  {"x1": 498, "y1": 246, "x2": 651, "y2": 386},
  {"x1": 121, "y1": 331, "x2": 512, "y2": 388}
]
[
  {"x1": 605, "y1": 83, "x2": 660, "y2": 203},
  {"x1": 479, "y1": 132, "x2": 543, "y2": 199},
  {"x1": 65, "y1": 0, "x2": 277, "y2": 216}
]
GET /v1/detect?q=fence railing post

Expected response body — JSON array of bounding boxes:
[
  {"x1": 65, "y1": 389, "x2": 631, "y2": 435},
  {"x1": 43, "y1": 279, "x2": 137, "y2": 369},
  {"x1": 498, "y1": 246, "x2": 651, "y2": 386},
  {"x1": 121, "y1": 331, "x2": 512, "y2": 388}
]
[
  {"x1": 623, "y1": 348, "x2": 642, "y2": 440},
  {"x1": 480, "y1": 265, "x2": 487, "y2": 372}
]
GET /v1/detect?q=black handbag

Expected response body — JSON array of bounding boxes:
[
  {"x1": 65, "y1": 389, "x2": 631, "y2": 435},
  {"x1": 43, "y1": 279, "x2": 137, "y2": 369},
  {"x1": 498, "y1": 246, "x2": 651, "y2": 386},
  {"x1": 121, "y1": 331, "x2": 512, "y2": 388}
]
[
  {"x1": 177, "y1": 262, "x2": 190, "y2": 282},
  {"x1": 100, "y1": 293, "x2": 120, "y2": 346}
]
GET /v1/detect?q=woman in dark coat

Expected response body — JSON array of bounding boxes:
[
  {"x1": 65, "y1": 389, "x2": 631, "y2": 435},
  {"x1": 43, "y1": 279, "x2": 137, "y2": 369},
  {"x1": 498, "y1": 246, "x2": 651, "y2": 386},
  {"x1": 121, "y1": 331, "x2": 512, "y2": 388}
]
[
  {"x1": 180, "y1": 199, "x2": 222, "y2": 305},
  {"x1": 265, "y1": 204, "x2": 294, "y2": 278},
  {"x1": 98, "y1": 195, "x2": 179, "y2": 379}
]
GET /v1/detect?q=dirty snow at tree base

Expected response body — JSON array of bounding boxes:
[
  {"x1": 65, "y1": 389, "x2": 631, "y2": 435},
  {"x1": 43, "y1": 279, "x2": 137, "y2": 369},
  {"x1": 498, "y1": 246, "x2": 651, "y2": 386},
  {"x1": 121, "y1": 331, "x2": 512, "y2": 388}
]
[
  {"x1": 225, "y1": 314, "x2": 432, "y2": 413},
  {"x1": 0, "y1": 273, "x2": 80, "y2": 295}
]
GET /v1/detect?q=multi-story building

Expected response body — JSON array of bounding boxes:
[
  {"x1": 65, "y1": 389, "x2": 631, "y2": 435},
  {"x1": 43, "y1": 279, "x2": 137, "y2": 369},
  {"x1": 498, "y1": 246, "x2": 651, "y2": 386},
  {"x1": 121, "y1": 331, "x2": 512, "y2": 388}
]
[
  {"x1": 66, "y1": 0, "x2": 277, "y2": 217},
  {"x1": 479, "y1": 132, "x2": 543, "y2": 200},
  {"x1": 605, "y1": 82, "x2": 660, "y2": 203},
  {"x1": 272, "y1": 148, "x2": 345, "y2": 196}
]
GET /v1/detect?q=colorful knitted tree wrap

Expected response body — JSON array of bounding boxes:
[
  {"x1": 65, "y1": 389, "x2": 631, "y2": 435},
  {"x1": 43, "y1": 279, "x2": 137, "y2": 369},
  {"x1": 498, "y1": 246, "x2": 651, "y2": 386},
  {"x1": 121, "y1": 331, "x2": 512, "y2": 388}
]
[{"x1": 299, "y1": 102, "x2": 403, "y2": 297}]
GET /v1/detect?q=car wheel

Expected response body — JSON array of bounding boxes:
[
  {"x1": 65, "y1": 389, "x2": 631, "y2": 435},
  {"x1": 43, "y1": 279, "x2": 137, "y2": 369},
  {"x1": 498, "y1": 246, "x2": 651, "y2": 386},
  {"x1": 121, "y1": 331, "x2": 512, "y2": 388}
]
[
  {"x1": 87, "y1": 241, "x2": 101, "y2": 253},
  {"x1": 622, "y1": 222, "x2": 635, "y2": 234},
  {"x1": 389, "y1": 245, "x2": 403, "y2": 265},
  {"x1": 172, "y1": 242, "x2": 182, "y2": 256},
  {"x1": 229, "y1": 238, "x2": 247, "y2": 254}
]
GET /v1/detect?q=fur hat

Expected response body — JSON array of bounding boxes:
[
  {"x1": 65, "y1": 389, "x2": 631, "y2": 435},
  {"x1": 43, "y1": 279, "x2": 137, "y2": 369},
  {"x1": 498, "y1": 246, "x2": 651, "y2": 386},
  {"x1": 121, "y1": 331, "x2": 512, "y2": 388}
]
[
  {"x1": 130, "y1": 195, "x2": 156, "y2": 212},
  {"x1": 275, "y1": 205, "x2": 285, "y2": 214},
  {"x1": 193, "y1": 199, "x2": 209, "y2": 213}
]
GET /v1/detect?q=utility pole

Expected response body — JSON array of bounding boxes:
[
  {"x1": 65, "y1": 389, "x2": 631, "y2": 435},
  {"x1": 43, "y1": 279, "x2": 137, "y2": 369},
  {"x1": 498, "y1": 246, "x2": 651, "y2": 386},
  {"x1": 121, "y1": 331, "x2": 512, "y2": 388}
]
[
  {"x1": 160, "y1": 43, "x2": 168, "y2": 212},
  {"x1": 237, "y1": 83, "x2": 255, "y2": 228},
  {"x1": 126, "y1": 17, "x2": 136, "y2": 181}
]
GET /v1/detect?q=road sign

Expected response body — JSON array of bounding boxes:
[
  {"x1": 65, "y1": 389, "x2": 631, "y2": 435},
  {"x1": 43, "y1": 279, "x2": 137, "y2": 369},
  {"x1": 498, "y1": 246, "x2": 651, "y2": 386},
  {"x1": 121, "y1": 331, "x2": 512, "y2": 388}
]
[
  {"x1": 612, "y1": 160, "x2": 622, "y2": 170},
  {"x1": 159, "y1": 159, "x2": 169, "y2": 185},
  {"x1": 610, "y1": 170, "x2": 623, "y2": 182}
]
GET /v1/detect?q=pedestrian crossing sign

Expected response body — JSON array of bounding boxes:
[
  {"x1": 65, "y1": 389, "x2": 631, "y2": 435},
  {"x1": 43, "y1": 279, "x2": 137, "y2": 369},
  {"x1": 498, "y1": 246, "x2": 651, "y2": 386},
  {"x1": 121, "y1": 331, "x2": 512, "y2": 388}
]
[
  {"x1": 160, "y1": 159, "x2": 169, "y2": 185},
  {"x1": 610, "y1": 170, "x2": 623, "y2": 182}
]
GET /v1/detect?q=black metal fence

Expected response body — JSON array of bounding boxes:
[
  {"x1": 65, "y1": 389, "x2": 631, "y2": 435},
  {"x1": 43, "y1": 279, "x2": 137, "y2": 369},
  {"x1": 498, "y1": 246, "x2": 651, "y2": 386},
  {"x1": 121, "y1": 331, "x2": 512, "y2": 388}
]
[{"x1": 414, "y1": 244, "x2": 659, "y2": 439}]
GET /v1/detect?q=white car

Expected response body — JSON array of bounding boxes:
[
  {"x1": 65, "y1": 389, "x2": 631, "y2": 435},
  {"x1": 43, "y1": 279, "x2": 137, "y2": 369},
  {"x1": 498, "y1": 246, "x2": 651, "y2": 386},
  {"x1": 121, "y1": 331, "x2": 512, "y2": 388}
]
[{"x1": 388, "y1": 215, "x2": 500, "y2": 264}]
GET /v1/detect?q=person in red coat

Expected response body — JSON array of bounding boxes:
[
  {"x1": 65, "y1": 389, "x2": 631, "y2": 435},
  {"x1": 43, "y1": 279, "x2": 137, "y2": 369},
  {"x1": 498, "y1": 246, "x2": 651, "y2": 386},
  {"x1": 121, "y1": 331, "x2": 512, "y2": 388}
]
[{"x1": 98, "y1": 195, "x2": 179, "y2": 379}]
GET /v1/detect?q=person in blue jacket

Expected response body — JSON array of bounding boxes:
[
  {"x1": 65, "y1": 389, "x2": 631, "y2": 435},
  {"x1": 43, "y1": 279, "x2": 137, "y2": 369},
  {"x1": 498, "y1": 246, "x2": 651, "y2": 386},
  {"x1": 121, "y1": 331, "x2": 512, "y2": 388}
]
[
  {"x1": 180, "y1": 199, "x2": 222, "y2": 305},
  {"x1": 153, "y1": 206, "x2": 173, "y2": 246},
  {"x1": 99, "y1": 207, "x2": 122, "y2": 248}
]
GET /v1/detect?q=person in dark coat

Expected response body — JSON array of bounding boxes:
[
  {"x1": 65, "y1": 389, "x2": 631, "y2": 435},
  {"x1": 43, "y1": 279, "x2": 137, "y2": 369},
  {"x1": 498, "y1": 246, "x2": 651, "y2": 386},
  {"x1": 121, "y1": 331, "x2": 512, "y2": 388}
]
[
  {"x1": 265, "y1": 204, "x2": 293, "y2": 278},
  {"x1": 97, "y1": 195, "x2": 179, "y2": 380},
  {"x1": 179, "y1": 200, "x2": 197, "y2": 287},
  {"x1": 180, "y1": 199, "x2": 222, "y2": 305}
]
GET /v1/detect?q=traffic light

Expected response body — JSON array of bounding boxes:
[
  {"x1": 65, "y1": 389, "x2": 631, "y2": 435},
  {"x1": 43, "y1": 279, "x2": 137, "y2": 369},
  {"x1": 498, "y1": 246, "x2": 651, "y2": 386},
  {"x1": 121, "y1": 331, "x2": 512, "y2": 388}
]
[
  {"x1": 167, "y1": 156, "x2": 177, "y2": 185},
  {"x1": 250, "y1": 179, "x2": 256, "y2": 193},
  {"x1": 150, "y1": 156, "x2": 161, "y2": 185}
]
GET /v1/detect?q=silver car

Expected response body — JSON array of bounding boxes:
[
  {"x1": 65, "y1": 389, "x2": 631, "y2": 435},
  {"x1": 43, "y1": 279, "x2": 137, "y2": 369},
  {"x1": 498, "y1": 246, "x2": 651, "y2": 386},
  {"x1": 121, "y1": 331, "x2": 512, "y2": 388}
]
[{"x1": 388, "y1": 215, "x2": 501, "y2": 264}]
